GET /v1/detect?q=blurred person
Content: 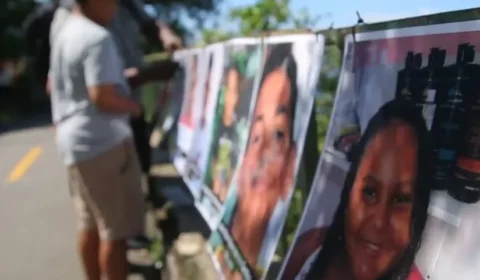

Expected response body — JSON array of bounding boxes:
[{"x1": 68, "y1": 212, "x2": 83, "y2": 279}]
[
  {"x1": 230, "y1": 44, "x2": 298, "y2": 274},
  {"x1": 50, "y1": 0, "x2": 181, "y2": 175},
  {"x1": 49, "y1": 0, "x2": 182, "y2": 247},
  {"x1": 49, "y1": 0, "x2": 147, "y2": 279}
]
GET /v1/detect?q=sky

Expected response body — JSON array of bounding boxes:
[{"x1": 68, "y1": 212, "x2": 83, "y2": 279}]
[
  {"x1": 36, "y1": 0, "x2": 479, "y2": 40},
  {"x1": 206, "y1": 0, "x2": 479, "y2": 30}
]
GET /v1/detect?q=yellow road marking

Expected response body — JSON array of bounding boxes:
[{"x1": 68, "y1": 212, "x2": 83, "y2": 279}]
[{"x1": 7, "y1": 147, "x2": 43, "y2": 183}]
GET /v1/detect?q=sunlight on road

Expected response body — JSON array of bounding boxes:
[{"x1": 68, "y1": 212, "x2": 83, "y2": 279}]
[{"x1": 7, "y1": 147, "x2": 43, "y2": 183}]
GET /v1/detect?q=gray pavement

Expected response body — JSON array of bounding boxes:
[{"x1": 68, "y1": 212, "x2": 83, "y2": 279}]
[
  {"x1": 0, "y1": 122, "x2": 154, "y2": 280},
  {"x1": 0, "y1": 124, "x2": 82, "y2": 280}
]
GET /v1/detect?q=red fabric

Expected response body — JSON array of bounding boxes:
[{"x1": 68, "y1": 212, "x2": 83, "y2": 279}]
[{"x1": 407, "y1": 265, "x2": 424, "y2": 280}]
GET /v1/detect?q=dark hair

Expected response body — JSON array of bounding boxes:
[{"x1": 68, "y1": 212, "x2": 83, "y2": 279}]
[
  {"x1": 75, "y1": 0, "x2": 87, "y2": 5},
  {"x1": 306, "y1": 99, "x2": 432, "y2": 280},
  {"x1": 255, "y1": 43, "x2": 298, "y2": 142},
  {"x1": 223, "y1": 52, "x2": 247, "y2": 120}
]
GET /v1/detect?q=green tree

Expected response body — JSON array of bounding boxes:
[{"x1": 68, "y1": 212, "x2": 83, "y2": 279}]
[
  {"x1": 229, "y1": 0, "x2": 290, "y2": 35},
  {"x1": 199, "y1": 0, "x2": 322, "y2": 45},
  {"x1": 0, "y1": 0, "x2": 36, "y2": 59},
  {"x1": 316, "y1": 29, "x2": 344, "y2": 151},
  {"x1": 229, "y1": 0, "x2": 322, "y2": 35},
  {"x1": 198, "y1": 28, "x2": 234, "y2": 46},
  {"x1": 146, "y1": 0, "x2": 223, "y2": 43}
]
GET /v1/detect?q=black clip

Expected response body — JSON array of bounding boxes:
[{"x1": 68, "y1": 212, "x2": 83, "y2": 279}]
[{"x1": 351, "y1": 11, "x2": 365, "y2": 45}]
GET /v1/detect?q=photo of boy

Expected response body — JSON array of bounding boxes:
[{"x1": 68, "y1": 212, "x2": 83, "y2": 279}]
[
  {"x1": 204, "y1": 45, "x2": 262, "y2": 202},
  {"x1": 224, "y1": 44, "x2": 299, "y2": 276}
]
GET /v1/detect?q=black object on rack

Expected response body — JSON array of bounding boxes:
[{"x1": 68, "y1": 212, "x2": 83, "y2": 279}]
[
  {"x1": 448, "y1": 43, "x2": 480, "y2": 203},
  {"x1": 418, "y1": 48, "x2": 446, "y2": 131},
  {"x1": 411, "y1": 53, "x2": 424, "y2": 108},
  {"x1": 418, "y1": 48, "x2": 453, "y2": 190},
  {"x1": 395, "y1": 52, "x2": 423, "y2": 102},
  {"x1": 395, "y1": 52, "x2": 416, "y2": 101}
]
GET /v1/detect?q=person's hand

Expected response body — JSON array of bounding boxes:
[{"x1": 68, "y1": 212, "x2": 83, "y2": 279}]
[
  {"x1": 124, "y1": 67, "x2": 139, "y2": 79},
  {"x1": 45, "y1": 77, "x2": 51, "y2": 96},
  {"x1": 156, "y1": 21, "x2": 182, "y2": 52}
]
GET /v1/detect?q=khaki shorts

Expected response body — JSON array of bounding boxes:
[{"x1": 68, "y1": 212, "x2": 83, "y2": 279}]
[{"x1": 67, "y1": 139, "x2": 146, "y2": 241}]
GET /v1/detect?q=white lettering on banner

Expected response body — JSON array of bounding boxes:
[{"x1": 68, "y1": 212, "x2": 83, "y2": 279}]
[{"x1": 218, "y1": 225, "x2": 252, "y2": 280}]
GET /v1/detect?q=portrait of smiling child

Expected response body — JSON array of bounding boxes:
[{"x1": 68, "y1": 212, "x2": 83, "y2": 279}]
[
  {"x1": 229, "y1": 43, "x2": 298, "y2": 275},
  {"x1": 282, "y1": 100, "x2": 432, "y2": 280}
]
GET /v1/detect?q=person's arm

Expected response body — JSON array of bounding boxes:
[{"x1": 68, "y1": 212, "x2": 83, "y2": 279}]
[
  {"x1": 84, "y1": 35, "x2": 142, "y2": 118},
  {"x1": 124, "y1": 60, "x2": 179, "y2": 89},
  {"x1": 154, "y1": 20, "x2": 182, "y2": 51},
  {"x1": 45, "y1": 71, "x2": 51, "y2": 96}
]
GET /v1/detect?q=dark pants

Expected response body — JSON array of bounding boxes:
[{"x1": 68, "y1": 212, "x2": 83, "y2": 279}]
[
  {"x1": 130, "y1": 115, "x2": 169, "y2": 210},
  {"x1": 130, "y1": 115, "x2": 151, "y2": 174}
]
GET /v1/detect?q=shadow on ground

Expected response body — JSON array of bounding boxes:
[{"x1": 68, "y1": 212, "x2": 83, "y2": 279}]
[
  {"x1": 129, "y1": 263, "x2": 161, "y2": 280},
  {"x1": 0, "y1": 111, "x2": 52, "y2": 135}
]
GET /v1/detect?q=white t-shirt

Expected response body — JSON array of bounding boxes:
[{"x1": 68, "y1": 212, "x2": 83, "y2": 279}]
[
  {"x1": 50, "y1": 15, "x2": 132, "y2": 165},
  {"x1": 49, "y1": 6, "x2": 71, "y2": 46}
]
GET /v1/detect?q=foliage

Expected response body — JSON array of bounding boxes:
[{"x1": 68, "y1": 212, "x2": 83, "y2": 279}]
[
  {"x1": 316, "y1": 31, "x2": 344, "y2": 151},
  {"x1": 198, "y1": 29, "x2": 235, "y2": 46},
  {"x1": 0, "y1": 0, "x2": 36, "y2": 59},
  {"x1": 0, "y1": 0, "x2": 222, "y2": 58},
  {"x1": 229, "y1": 0, "x2": 291, "y2": 35},
  {"x1": 199, "y1": 0, "x2": 322, "y2": 45},
  {"x1": 291, "y1": 8, "x2": 322, "y2": 30},
  {"x1": 146, "y1": 0, "x2": 223, "y2": 43}
]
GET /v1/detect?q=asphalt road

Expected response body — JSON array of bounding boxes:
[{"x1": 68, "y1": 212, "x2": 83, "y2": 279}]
[
  {"x1": 0, "y1": 121, "x2": 83, "y2": 280},
  {"x1": 0, "y1": 118, "x2": 156, "y2": 280}
]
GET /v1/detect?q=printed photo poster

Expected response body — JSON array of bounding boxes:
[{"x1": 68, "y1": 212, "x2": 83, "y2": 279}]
[
  {"x1": 186, "y1": 43, "x2": 226, "y2": 197},
  {"x1": 174, "y1": 48, "x2": 202, "y2": 174},
  {"x1": 197, "y1": 38, "x2": 265, "y2": 228},
  {"x1": 160, "y1": 51, "x2": 188, "y2": 141},
  {"x1": 176, "y1": 48, "x2": 202, "y2": 155},
  {"x1": 209, "y1": 34, "x2": 325, "y2": 280},
  {"x1": 277, "y1": 20, "x2": 480, "y2": 280}
]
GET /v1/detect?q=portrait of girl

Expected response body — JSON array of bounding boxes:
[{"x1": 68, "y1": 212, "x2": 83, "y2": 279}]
[{"x1": 281, "y1": 100, "x2": 432, "y2": 280}]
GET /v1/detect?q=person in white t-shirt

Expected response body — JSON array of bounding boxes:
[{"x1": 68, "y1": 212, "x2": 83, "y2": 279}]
[{"x1": 50, "y1": 0, "x2": 147, "y2": 279}]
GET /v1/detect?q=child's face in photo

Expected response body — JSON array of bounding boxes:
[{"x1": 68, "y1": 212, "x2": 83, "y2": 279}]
[
  {"x1": 239, "y1": 66, "x2": 296, "y2": 211},
  {"x1": 346, "y1": 120, "x2": 417, "y2": 280},
  {"x1": 223, "y1": 68, "x2": 240, "y2": 126}
]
